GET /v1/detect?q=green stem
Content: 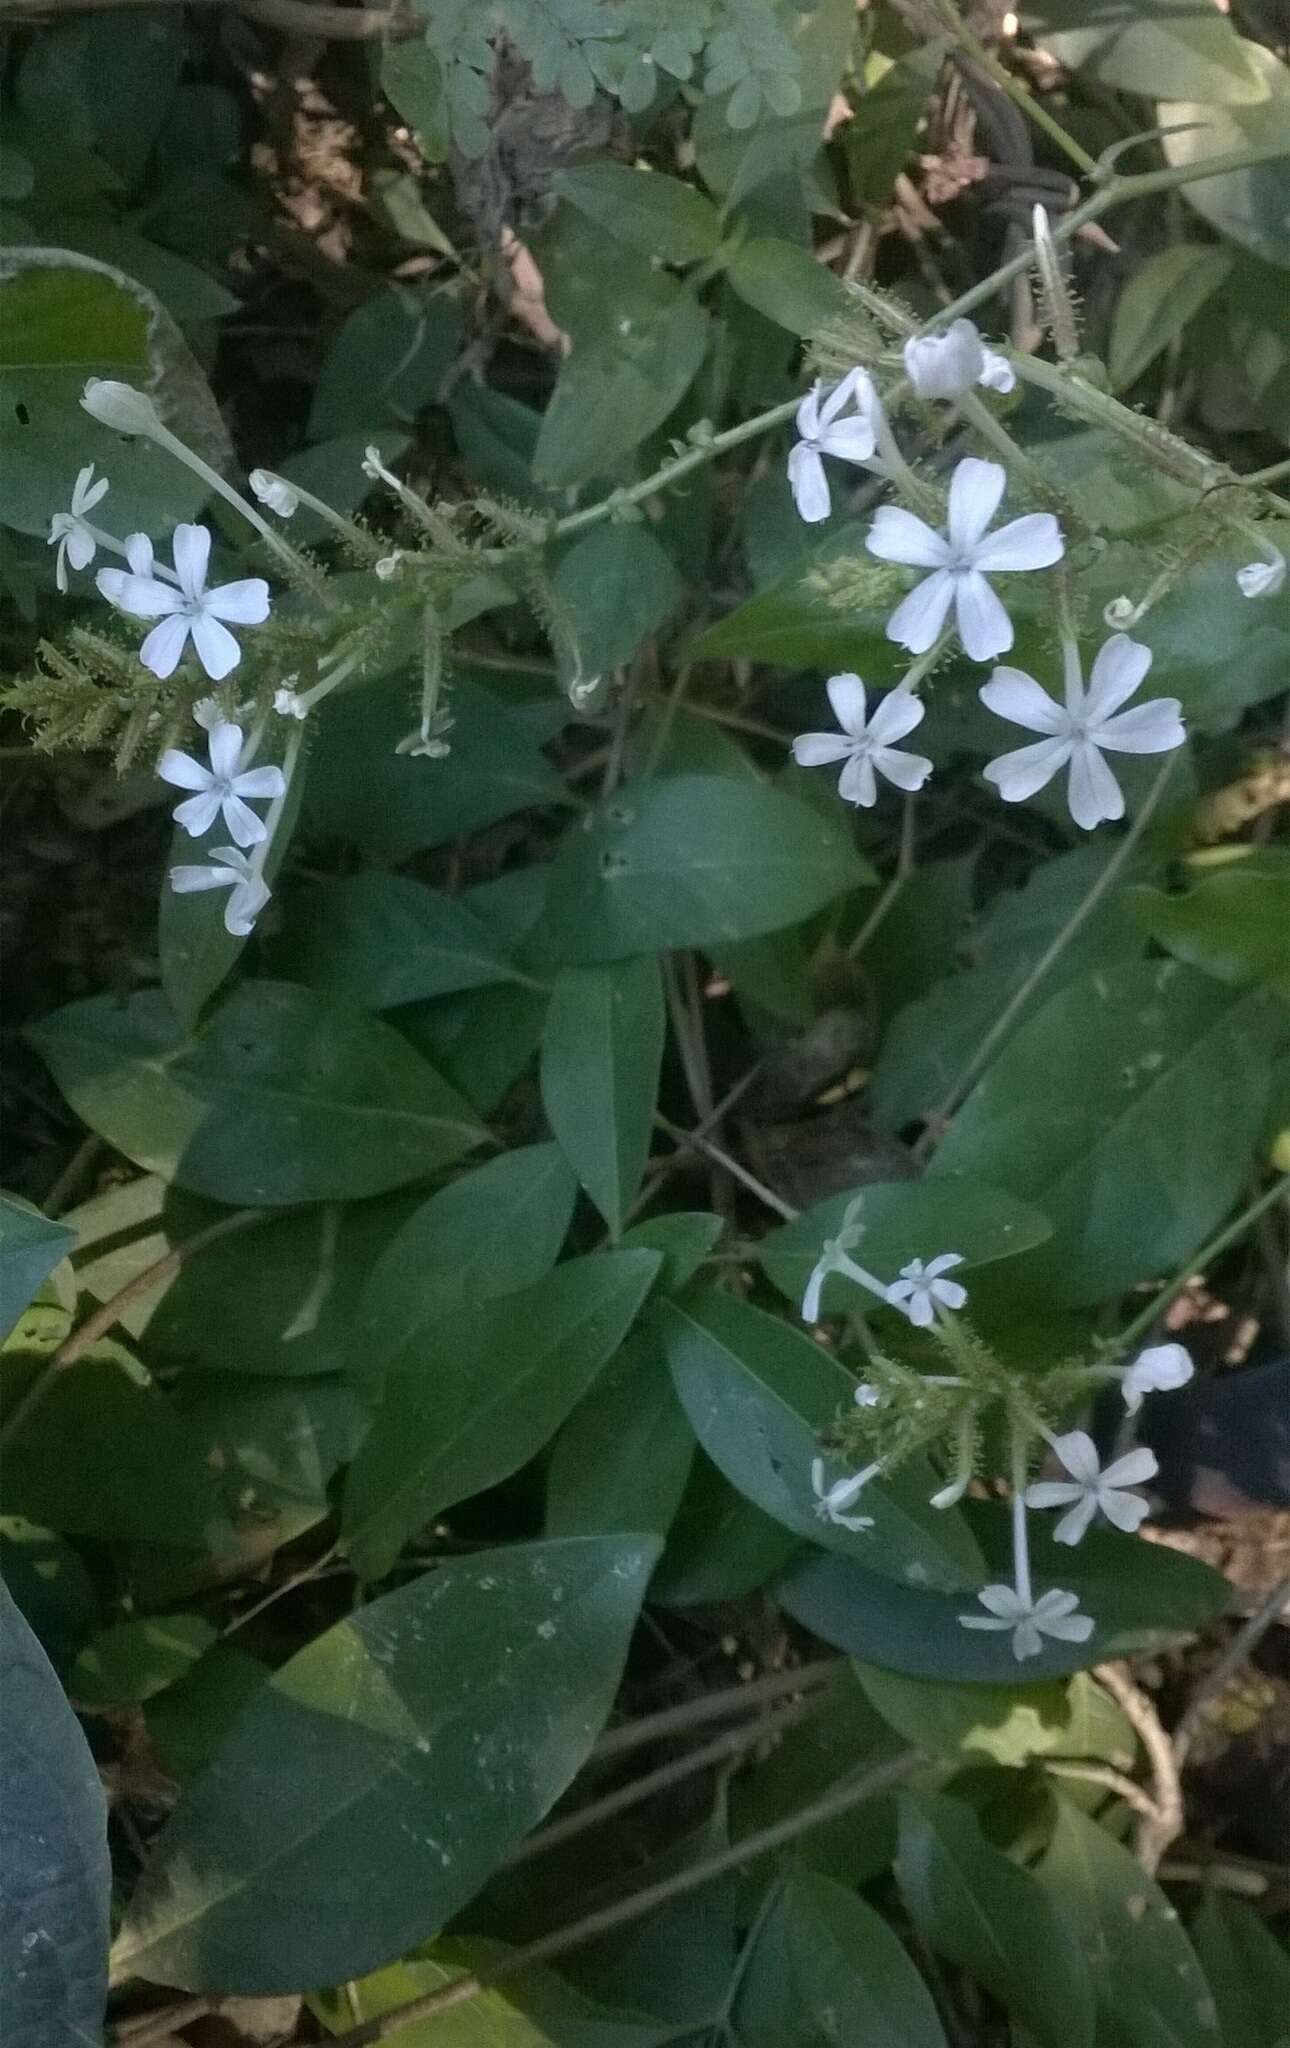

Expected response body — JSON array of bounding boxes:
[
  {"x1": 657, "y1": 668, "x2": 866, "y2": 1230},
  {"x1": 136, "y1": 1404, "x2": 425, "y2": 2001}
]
[
  {"x1": 1114, "y1": 1174, "x2": 1290, "y2": 1355},
  {"x1": 551, "y1": 401, "x2": 799, "y2": 543},
  {"x1": 1235, "y1": 454, "x2": 1290, "y2": 493},
  {"x1": 1011, "y1": 353, "x2": 1228, "y2": 492},
  {"x1": 931, "y1": 0, "x2": 1098, "y2": 176},
  {"x1": 1010, "y1": 1426, "x2": 1032, "y2": 1606}
]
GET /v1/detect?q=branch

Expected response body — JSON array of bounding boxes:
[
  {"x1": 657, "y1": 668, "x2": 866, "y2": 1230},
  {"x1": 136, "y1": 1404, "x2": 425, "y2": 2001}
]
[{"x1": 1095, "y1": 1662, "x2": 1183, "y2": 1876}]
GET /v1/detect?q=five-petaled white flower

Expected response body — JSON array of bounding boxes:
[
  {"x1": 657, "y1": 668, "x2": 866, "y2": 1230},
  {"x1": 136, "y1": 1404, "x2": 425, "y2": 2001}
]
[
  {"x1": 158, "y1": 721, "x2": 285, "y2": 848},
  {"x1": 886, "y1": 1253, "x2": 968, "y2": 1327},
  {"x1": 169, "y1": 846, "x2": 271, "y2": 937},
  {"x1": 1236, "y1": 553, "x2": 1285, "y2": 599},
  {"x1": 49, "y1": 464, "x2": 110, "y2": 592},
  {"x1": 1026, "y1": 1431, "x2": 1158, "y2": 1546},
  {"x1": 959, "y1": 1584, "x2": 1094, "y2": 1661},
  {"x1": 792, "y1": 675, "x2": 933, "y2": 808},
  {"x1": 787, "y1": 371, "x2": 880, "y2": 524},
  {"x1": 867, "y1": 457, "x2": 1063, "y2": 662},
  {"x1": 801, "y1": 1196, "x2": 889, "y2": 1323},
  {"x1": 97, "y1": 523, "x2": 270, "y2": 681},
  {"x1": 1120, "y1": 1342, "x2": 1193, "y2": 1416},
  {"x1": 966, "y1": 1581, "x2": 1097, "y2": 1662},
  {"x1": 811, "y1": 1457, "x2": 876, "y2": 1534},
  {"x1": 903, "y1": 320, "x2": 1015, "y2": 402},
  {"x1": 980, "y1": 633, "x2": 1185, "y2": 831}
]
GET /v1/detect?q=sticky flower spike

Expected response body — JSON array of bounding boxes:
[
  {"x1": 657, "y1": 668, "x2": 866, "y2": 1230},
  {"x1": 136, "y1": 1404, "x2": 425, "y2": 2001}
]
[
  {"x1": 867, "y1": 458, "x2": 1064, "y2": 662},
  {"x1": 980, "y1": 633, "x2": 1185, "y2": 830}
]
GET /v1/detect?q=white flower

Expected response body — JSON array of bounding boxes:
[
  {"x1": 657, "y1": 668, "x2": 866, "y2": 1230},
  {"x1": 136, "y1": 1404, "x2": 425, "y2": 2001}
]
[
  {"x1": 959, "y1": 1584, "x2": 1094, "y2": 1661},
  {"x1": 157, "y1": 720, "x2": 285, "y2": 848},
  {"x1": 885, "y1": 1252, "x2": 968, "y2": 1327},
  {"x1": 169, "y1": 846, "x2": 270, "y2": 938},
  {"x1": 811, "y1": 1457, "x2": 875, "y2": 1534},
  {"x1": 867, "y1": 458, "x2": 1063, "y2": 661},
  {"x1": 1103, "y1": 594, "x2": 1139, "y2": 629},
  {"x1": 1236, "y1": 553, "x2": 1285, "y2": 599},
  {"x1": 1026, "y1": 1431, "x2": 1158, "y2": 1546},
  {"x1": 1120, "y1": 1342, "x2": 1193, "y2": 1416},
  {"x1": 980, "y1": 633, "x2": 1185, "y2": 831},
  {"x1": 792, "y1": 675, "x2": 933, "y2": 807},
  {"x1": 801, "y1": 1197, "x2": 888, "y2": 1322},
  {"x1": 249, "y1": 469, "x2": 299, "y2": 518},
  {"x1": 787, "y1": 371, "x2": 880, "y2": 523},
  {"x1": 374, "y1": 552, "x2": 404, "y2": 581},
  {"x1": 48, "y1": 464, "x2": 110, "y2": 592},
  {"x1": 903, "y1": 319, "x2": 1015, "y2": 401},
  {"x1": 274, "y1": 686, "x2": 307, "y2": 719},
  {"x1": 854, "y1": 1381, "x2": 883, "y2": 1409},
  {"x1": 97, "y1": 524, "x2": 270, "y2": 681},
  {"x1": 80, "y1": 378, "x2": 161, "y2": 436}
]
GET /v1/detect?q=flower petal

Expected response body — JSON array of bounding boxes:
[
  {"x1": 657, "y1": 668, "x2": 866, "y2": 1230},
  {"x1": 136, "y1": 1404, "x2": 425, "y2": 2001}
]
[
  {"x1": 802, "y1": 1267, "x2": 826, "y2": 1324},
  {"x1": 172, "y1": 787, "x2": 224, "y2": 837},
  {"x1": 206, "y1": 722, "x2": 245, "y2": 781},
  {"x1": 140, "y1": 613, "x2": 193, "y2": 679},
  {"x1": 1053, "y1": 1495, "x2": 1098, "y2": 1545},
  {"x1": 867, "y1": 687, "x2": 924, "y2": 746},
  {"x1": 903, "y1": 323, "x2": 982, "y2": 402},
  {"x1": 947, "y1": 457, "x2": 1006, "y2": 554},
  {"x1": 837, "y1": 751, "x2": 878, "y2": 807},
  {"x1": 793, "y1": 732, "x2": 855, "y2": 767},
  {"x1": 976, "y1": 1584, "x2": 1025, "y2": 1619},
  {"x1": 225, "y1": 876, "x2": 270, "y2": 937},
  {"x1": 825, "y1": 671, "x2": 868, "y2": 736},
  {"x1": 231, "y1": 765, "x2": 286, "y2": 802},
  {"x1": 924, "y1": 1252, "x2": 964, "y2": 1278},
  {"x1": 970, "y1": 512, "x2": 1064, "y2": 574},
  {"x1": 1051, "y1": 1430, "x2": 1101, "y2": 1485},
  {"x1": 980, "y1": 666, "x2": 1068, "y2": 735},
  {"x1": 1038, "y1": 1607, "x2": 1095, "y2": 1643},
  {"x1": 170, "y1": 861, "x2": 236, "y2": 895},
  {"x1": 795, "y1": 382, "x2": 822, "y2": 441},
  {"x1": 190, "y1": 611, "x2": 243, "y2": 682},
  {"x1": 872, "y1": 746, "x2": 933, "y2": 793},
  {"x1": 65, "y1": 526, "x2": 96, "y2": 572},
  {"x1": 1083, "y1": 633, "x2": 1152, "y2": 722},
  {"x1": 954, "y1": 570, "x2": 1014, "y2": 662},
  {"x1": 220, "y1": 793, "x2": 269, "y2": 849},
  {"x1": 817, "y1": 368, "x2": 862, "y2": 430},
  {"x1": 96, "y1": 569, "x2": 182, "y2": 619},
  {"x1": 1066, "y1": 742, "x2": 1125, "y2": 830},
  {"x1": 1012, "y1": 1619, "x2": 1043, "y2": 1660},
  {"x1": 1100, "y1": 1489, "x2": 1151, "y2": 1534},
  {"x1": 819, "y1": 416, "x2": 877, "y2": 464},
  {"x1": 931, "y1": 1277, "x2": 967, "y2": 1310},
  {"x1": 867, "y1": 506, "x2": 948, "y2": 570},
  {"x1": 205, "y1": 577, "x2": 271, "y2": 626},
  {"x1": 788, "y1": 442, "x2": 831, "y2": 524},
  {"x1": 1102, "y1": 1447, "x2": 1159, "y2": 1490},
  {"x1": 171, "y1": 522, "x2": 211, "y2": 600},
  {"x1": 158, "y1": 748, "x2": 213, "y2": 792},
  {"x1": 886, "y1": 569, "x2": 954, "y2": 653},
  {"x1": 1026, "y1": 1481, "x2": 1083, "y2": 1510},
  {"x1": 1093, "y1": 699, "x2": 1185, "y2": 755},
  {"x1": 958, "y1": 1613, "x2": 1013, "y2": 1632},
  {"x1": 978, "y1": 348, "x2": 1015, "y2": 393},
  {"x1": 125, "y1": 533, "x2": 155, "y2": 577},
  {"x1": 983, "y1": 735, "x2": 1071, "y2": 804}
]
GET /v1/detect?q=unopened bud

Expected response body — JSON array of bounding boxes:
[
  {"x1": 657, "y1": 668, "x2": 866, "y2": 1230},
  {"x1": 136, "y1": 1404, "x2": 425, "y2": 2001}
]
[
  {"x1": 80, "y1": 378, "x2": 162, "y2": 437},
  {"x1": 250, "y1": 470, "x2": 299, "y2": 519}
]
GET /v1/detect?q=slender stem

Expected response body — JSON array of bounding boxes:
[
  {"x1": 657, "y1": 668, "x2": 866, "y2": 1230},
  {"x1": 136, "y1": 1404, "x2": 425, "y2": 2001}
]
[
  {"x1": 1113, "y1": 1174, "x2": 1290, "y2": 1354},
  {"x1": 145, "y1": 420, "x2": 318, "y2": 584},
  {"x1": 245, "y1": 724, "x2": 304, "y2": 891},
  {"x1": 592, "y1": 1659, "x2": 839, "y2": 1759},
  {"x1": 0, "y1": 1209, "x2": 265, "y2": 1449},
  {"x1": 655, "y1": 1114, "x2": 797, "y2": 1221},
  {"x1": 1096, "y1": 1662, "x2": 1183, "y2": 1876},
  {"x1": 915, "y1": 750, "x2": 1177, "y2": 1153},
  {"x1": 1236, "y1": 453, "x2": 1290, "y2": 492},
  {"x1": 1010, "y1": 1427, "x2": 1032, "y2": 1607},
  {"x1": 552, "y1": 402, "x2": 798, "y2": 544},
  {"x1": 956, "y1": 387, "x2": 1052, "y2": 496},
  {"x1": 931, "y1": 0, "x2": 1098, "y2": 176},
  {"x1": 1045, "y1": 1761, "x2": 1160, "y2": 1823},
  {"x1": 846, "y1": 793, "x2": 918, "y2": 962},
  {"x1": 322, "y1": 1751, "x2": 920, "y2": 2046},
  {"x1": 254, "y1": 474, "x2": 380, "y2": 556}
]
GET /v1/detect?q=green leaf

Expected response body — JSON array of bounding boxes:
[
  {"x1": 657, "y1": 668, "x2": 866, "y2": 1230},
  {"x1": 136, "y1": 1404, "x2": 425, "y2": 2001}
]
[
  {"x1": 691, "y1": 523, "x2": 900, "y2": 672},
  {"x1": 0, "y1": 247, "x2": 227, "y2": 539},
  {"x1": 0, "y1": 1194, "x2": 74, "y2": 1345},
  {"x1": 541, "y1": 957, "x2": 665, "y2": 1236},
  {"x1": 1036, "y1": 1799, "x2": 1220, "y2": 2045},
  {"x1": 757, "y1": 1176, "x2": 1053, "y2": 1318},
  {"x1": 846, "y1": 47, "x2": 942, "y2": 208},
  {"x1": 342, "y1": 1252, "x2": 661, "y2": 1579},
  {"x1": 652, "y1": 1452, "x2": 798, "y2": 1607},
  {"x1": 1190, "y1": 1892, "x2": 1290, "y2": 2048},
  {"x1": 553, "y1": 163, "x2": 722, "y2": 265},
  {"x1": 348, "y1": 1144, "x2": 579, "y2": 1401},
  {"x1": 546, "y1": 1326, "x2": 695, "y2": 1543},
  {"x1": 304, "y1": 673, "x2": 565, "y2": 862},
  {"x1": 730, "y1": 1666, "x2": 901, "y2": 1889},
  {"x1": 111, "y1": 1535, "x2": 658, "y2": 1993},
  {"x1": 1108, "y1": 245, "x2": 1233, "y2": 390},
  {"x1": 1162, "y1": 46, "x2": 1290, "y2": 267},
  {"x1": 2, "y1": 1360, "x2": 227, "y2": 1546},
  {"x1": 622, "y1": 1211, "x2": 723, "y2": 1293},
  {"x1": 659, "y1": 1289, "x2": 983, "y2": 1590},
  {"x1": 30, "y1": 982, "x2": 486, "y2": 1207},
  {"x1": 724, "y1": 238, "x2": 852, "y2": 336},
  {"x1": 896, "y1": 1790, "x2": 1094, "y2": 2048},
  {"x1": 71, "y1": 1614, "x2": 216, "y2": 1711},
  {"x1": 309, "y1": 284, "x2": 463, "y2": 438},
  {"x1": 1, "y1": 1579, "x2": 109, "y2": 2048},
  {"x1": 533, "y1": 281, "x2": 708, "y2": 485},
  {"x1": 781, "y1": 1515, "x2": 1227, "y2": 1682},
  {"x1": 545, "y1": 774, "x2": 870, "y2": 963},
  {"x1": 858, "y1": 1664, "x2": 1082, "y2": 1767},
  {"x1": 552, "y1": 524, "x2": 684, "y2": 683},
  {"x1": 1020, "y1": 0, "x2": 1268, "y2": 103},
  {"x1": 1127, "y1": 851, "x2": 1290, "y2": 994},
  {"x1": 738, "y1": 1868, "x2": 948, "y2": 2048},
  {"x1": 146, "y1": 1645, "x2": 268, "y2": 1786},
  {"x1": 1132, "y1": 533, "x2": 1290, "y2": 729},
  {"x1": 279, "y1": 872, "x2": 527, "y2": 1011},
  {"x1": 0, "y1": 1518, "x2": 97, "y2": 1681},
  {"x1": 931, "y1": 962, "x2": 1287, "y2": 1306}
]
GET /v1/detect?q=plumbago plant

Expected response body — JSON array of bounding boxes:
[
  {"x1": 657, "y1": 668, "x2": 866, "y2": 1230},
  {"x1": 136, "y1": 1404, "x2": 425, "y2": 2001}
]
[{"x1": 3, "y1": 9, "x2": 1290, "y2": 2048}]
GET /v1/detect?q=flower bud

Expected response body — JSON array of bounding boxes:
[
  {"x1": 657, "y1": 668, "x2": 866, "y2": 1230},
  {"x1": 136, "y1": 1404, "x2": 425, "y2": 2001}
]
[
  {"x1": 250, "y1": 470, "x2": 299, "y2": 519},
  {"x1": 80, "y1": 379, "x2": 162, "y2": 436},
  {"x1": 1236, "y1": 553, "x2": 1286, "y2": 599},
  {"x1": 1102, "y1": 594, "x2": 1138, "y2": 629}
]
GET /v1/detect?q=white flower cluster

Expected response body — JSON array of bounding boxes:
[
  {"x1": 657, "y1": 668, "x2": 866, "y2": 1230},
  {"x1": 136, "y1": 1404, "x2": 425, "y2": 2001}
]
[{"x1": 784, "y1": 327, "x2": 1192, "y2": 830}]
